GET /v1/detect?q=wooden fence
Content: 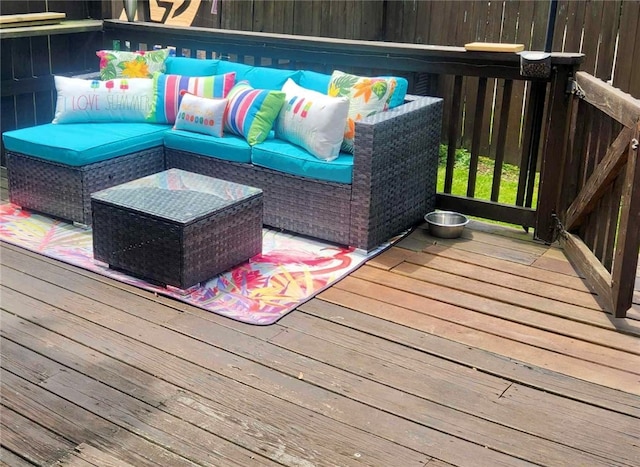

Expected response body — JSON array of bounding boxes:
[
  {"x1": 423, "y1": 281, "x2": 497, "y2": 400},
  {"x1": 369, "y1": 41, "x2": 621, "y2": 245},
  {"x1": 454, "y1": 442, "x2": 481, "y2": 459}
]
[{"x1": 98, "y1": 1, "x2": 640, "y2": 94}]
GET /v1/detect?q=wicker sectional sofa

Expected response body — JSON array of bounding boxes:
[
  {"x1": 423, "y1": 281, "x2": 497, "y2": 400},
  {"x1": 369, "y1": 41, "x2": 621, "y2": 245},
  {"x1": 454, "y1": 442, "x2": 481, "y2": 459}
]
[{"x1": 3, "y1": 61, "x2": 443, "y2": 251}]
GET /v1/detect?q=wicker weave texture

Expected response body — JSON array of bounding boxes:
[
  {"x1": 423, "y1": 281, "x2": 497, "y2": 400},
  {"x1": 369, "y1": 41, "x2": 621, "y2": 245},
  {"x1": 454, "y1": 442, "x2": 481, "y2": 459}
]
[
  {"x1": 166, "y1": 151, "x2": 353, "y2": 245},
  {"x1": 167, "y1": 94, "x2": 443, "y2": 250},
  {"x1": 351, "y1": 95, "x2": 443, "y2": 249},
  {"x1": 92, "y1": 185, "x2": 263, "y2": 289},
  {"x1": 6, "y1": 147, "x2": 165, "y2": 225}
]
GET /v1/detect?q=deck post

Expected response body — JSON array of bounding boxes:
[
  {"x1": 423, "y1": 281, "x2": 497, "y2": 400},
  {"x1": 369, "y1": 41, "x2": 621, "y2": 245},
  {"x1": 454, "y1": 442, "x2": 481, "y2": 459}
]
[{"x1": 534, "y1": 65, "x2": 575, "y2": 243}]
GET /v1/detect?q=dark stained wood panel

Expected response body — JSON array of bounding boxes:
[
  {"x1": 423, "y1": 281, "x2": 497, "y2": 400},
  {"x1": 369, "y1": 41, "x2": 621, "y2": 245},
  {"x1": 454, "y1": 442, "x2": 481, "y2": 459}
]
[{"x1": 613, "y1": 1, "x2": 640, "y2": 95}]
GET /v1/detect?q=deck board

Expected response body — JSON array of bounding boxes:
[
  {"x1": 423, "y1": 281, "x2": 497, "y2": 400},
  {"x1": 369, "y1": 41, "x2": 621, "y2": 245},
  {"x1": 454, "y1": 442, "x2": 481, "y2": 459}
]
[
  {"x1": 51, "y1": 443, "x2": 138, "y2": 467},
  {"x1": 0, "y1": 405, "x2": 76, "y2": 466},
  {"x1": 0, "y1": 370, "x2": 196, "y2": 467},
  {"x1": 299, "y1": 299, "x2": 640, "y2": 417},
  {"x1": 1, "y1": 185, "x2": 639, "y2": 466}
]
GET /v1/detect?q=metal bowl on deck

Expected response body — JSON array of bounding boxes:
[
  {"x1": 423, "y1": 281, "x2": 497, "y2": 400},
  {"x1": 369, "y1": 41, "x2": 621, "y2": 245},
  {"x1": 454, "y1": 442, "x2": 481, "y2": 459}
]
[{"x1": 424, "y1": 211, "x2": 469, "y2": 239}]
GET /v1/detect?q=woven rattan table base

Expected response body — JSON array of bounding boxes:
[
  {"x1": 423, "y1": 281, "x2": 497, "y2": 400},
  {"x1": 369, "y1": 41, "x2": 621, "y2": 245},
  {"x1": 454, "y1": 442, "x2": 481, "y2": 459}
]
[{"x1": 91, "y1": 169, "x2": 263, "y2": 289}]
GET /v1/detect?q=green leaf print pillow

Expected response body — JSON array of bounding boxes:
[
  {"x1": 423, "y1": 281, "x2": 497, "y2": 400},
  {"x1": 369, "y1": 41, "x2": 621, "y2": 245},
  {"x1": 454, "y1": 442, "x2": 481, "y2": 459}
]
[
  {"x1": 96, "y1": 48, "x2": 170, "y2": 80},
  {"x1": 327, "y1": 70, "x2": 396, "y2": 153}
]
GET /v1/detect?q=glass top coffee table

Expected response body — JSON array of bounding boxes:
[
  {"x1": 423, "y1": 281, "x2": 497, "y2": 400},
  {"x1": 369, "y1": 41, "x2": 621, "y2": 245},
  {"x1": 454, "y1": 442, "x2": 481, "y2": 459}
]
[{"x1": 91, "y1": 169, "x2": 263, "y2": 289}]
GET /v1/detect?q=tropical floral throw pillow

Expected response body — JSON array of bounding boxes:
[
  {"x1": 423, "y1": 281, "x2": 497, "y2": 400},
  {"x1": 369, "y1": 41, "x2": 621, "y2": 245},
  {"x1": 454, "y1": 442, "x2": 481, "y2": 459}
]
[
  {"x1": 96, "y1": 48, "x2": 170, "y2": 80},
  {"x1": 328, "y1": 70, "x2": 396, "y2": 153}
]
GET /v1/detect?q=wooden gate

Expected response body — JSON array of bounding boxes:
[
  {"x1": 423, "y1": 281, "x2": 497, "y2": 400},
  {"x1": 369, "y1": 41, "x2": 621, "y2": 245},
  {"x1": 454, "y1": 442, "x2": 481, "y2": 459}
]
[{"x1": 558, "y1": 72, "x2": 640, "y2": 318}]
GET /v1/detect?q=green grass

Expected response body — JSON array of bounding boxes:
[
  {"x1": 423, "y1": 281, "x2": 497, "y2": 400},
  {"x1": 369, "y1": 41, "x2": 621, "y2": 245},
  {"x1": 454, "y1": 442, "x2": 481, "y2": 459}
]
[{"x1": 436, "y1": 145, "x2": 539, "y2": 207}]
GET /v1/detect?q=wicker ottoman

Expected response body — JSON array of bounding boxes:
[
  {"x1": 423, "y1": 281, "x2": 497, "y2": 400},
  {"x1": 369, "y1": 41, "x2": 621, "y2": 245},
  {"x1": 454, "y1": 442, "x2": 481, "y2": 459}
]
[{"x1": 91, "y1": 169, "x2": 263, "y2": 289}]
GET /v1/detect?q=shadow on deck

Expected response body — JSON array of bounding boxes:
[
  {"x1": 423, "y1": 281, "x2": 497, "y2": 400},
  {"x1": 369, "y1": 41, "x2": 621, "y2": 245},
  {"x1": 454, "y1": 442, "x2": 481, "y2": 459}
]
[{"x1": 1, "y1": 170, "x2": 639, "y2": 466}]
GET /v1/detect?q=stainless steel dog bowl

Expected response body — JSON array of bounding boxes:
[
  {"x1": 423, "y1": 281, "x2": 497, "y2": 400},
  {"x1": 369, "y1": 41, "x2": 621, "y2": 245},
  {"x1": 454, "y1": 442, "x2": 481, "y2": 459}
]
[{"x1": 424, "y1": 211, "x2": 469, "y2": 239}]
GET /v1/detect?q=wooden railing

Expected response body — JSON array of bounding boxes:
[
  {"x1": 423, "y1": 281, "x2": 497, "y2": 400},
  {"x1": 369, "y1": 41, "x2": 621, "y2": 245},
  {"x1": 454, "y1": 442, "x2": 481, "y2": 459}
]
[
  {"x1": 98, "y1": 20, "x2": 583, "y2": 242},
  {"x1": 557, "y1": 72, "x2": 640, "y2": 318}
]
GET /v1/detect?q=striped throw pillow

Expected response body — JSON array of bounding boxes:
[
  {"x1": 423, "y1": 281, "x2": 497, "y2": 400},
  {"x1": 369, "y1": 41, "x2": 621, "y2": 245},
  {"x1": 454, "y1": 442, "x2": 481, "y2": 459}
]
[
  {"x1": 147, "y1": 72, "x2": 236, "y2": 124},
  {"x1": 224, "y1": 81, "x2": 285, "y2": 146}
]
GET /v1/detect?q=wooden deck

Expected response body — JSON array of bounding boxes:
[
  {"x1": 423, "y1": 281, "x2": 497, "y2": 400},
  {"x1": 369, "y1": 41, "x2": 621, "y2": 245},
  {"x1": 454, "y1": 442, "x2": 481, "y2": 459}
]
[{"x1": 1, "y1": 172, "x2": 639, "y2": 466}]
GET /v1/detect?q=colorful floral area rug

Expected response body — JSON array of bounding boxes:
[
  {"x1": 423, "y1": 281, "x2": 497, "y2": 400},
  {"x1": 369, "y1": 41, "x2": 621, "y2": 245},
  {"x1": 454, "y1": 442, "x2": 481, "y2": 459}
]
[{"x1": 0, "y1": 203, "x2": 393, "y2": 325}]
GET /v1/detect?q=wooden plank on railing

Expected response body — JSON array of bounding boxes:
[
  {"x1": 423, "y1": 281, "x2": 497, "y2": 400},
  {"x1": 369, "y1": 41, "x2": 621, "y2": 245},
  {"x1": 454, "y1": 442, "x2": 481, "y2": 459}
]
[
  {"x1": 611, "y1": 123, "x2": 640, "y2": 317},
  {"x1": 516, "y1": 82, "x2": 538, "y2": 207},
  {"x1": 596, "y1": 116, "x2": 615, "y2": 165},
  {"x1": 592, "y1": 191, "x2": 608, "y2": 263},
  {"x1": 436, "y1": 193, "x2": 536, "y2": 228},
  {"x1": 576, "y1": 72, "x2": 640, "y2": 128},
  {"x1": 602, "y1": 175, "x2": 624, "y2": 271},
  {"x1": 579, "y1": 103, "x2": 596, "y2": 189},
  {"x1": 491, "y1": 79, "x2": 513, "y2": 201},
  {"x1": 444, "y1": 75, "x2": 463, "y2": 193},
  {"x1": 536, "y1": 67, "x2": 574, "y2": 242},
  {"x1": 467, "y1": 76, "x2": 487, "y2": 197},
  {"x1": 558, "y1": 94, "x2": 585, "y2": 217},
  {"x1": 0, "y1": 12, "x2": 66, "y2": 29}
]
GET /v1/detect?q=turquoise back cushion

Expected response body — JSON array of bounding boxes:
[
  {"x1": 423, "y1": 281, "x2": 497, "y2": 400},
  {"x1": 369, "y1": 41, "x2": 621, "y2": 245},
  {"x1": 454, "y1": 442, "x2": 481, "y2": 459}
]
[
  {"x1": 164, "y1": 57, "x2": 220, "y2": 76},
  {"x1": 298, "y1": 70, "x2": 331, "y2": 93},
  {"x1": 252, "y1": 139, "x2": 353, "y2": 184},
  {"x1": 217, "y1": 61, "x2": 301, "y2": 90},
  {"x1": 2, "y1": 123, "x2": 170, "y2": 166}
]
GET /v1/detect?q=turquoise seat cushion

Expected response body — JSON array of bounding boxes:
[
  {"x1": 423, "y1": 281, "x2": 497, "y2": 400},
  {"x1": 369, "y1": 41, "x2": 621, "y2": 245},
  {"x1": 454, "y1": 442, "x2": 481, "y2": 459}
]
[
  {"x1": 164, "y1": 57, "x2": 220, "y2": 76},
  {"x1": 216, "y1": 61, "x2": 300, "y2": 90},
  {"x1": 164, "y1": 129, "x2": 252, "y2": 163},
  {"x1": 252, "y1": 139, "x2": 353, "y2": 184},
  {"x1": 2, "y1": 122, "x2": 170, "y2": 166}
]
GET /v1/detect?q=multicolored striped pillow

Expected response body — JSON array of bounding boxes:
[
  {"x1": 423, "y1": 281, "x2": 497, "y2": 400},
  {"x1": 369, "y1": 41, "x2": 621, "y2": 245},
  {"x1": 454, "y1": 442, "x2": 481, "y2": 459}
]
[
  {"x1": 224, "y1": 81, "x2": 286, "y2": 146},
  {"x1": 147, "y1": 72, "x2": 236, "y2": 124}
]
